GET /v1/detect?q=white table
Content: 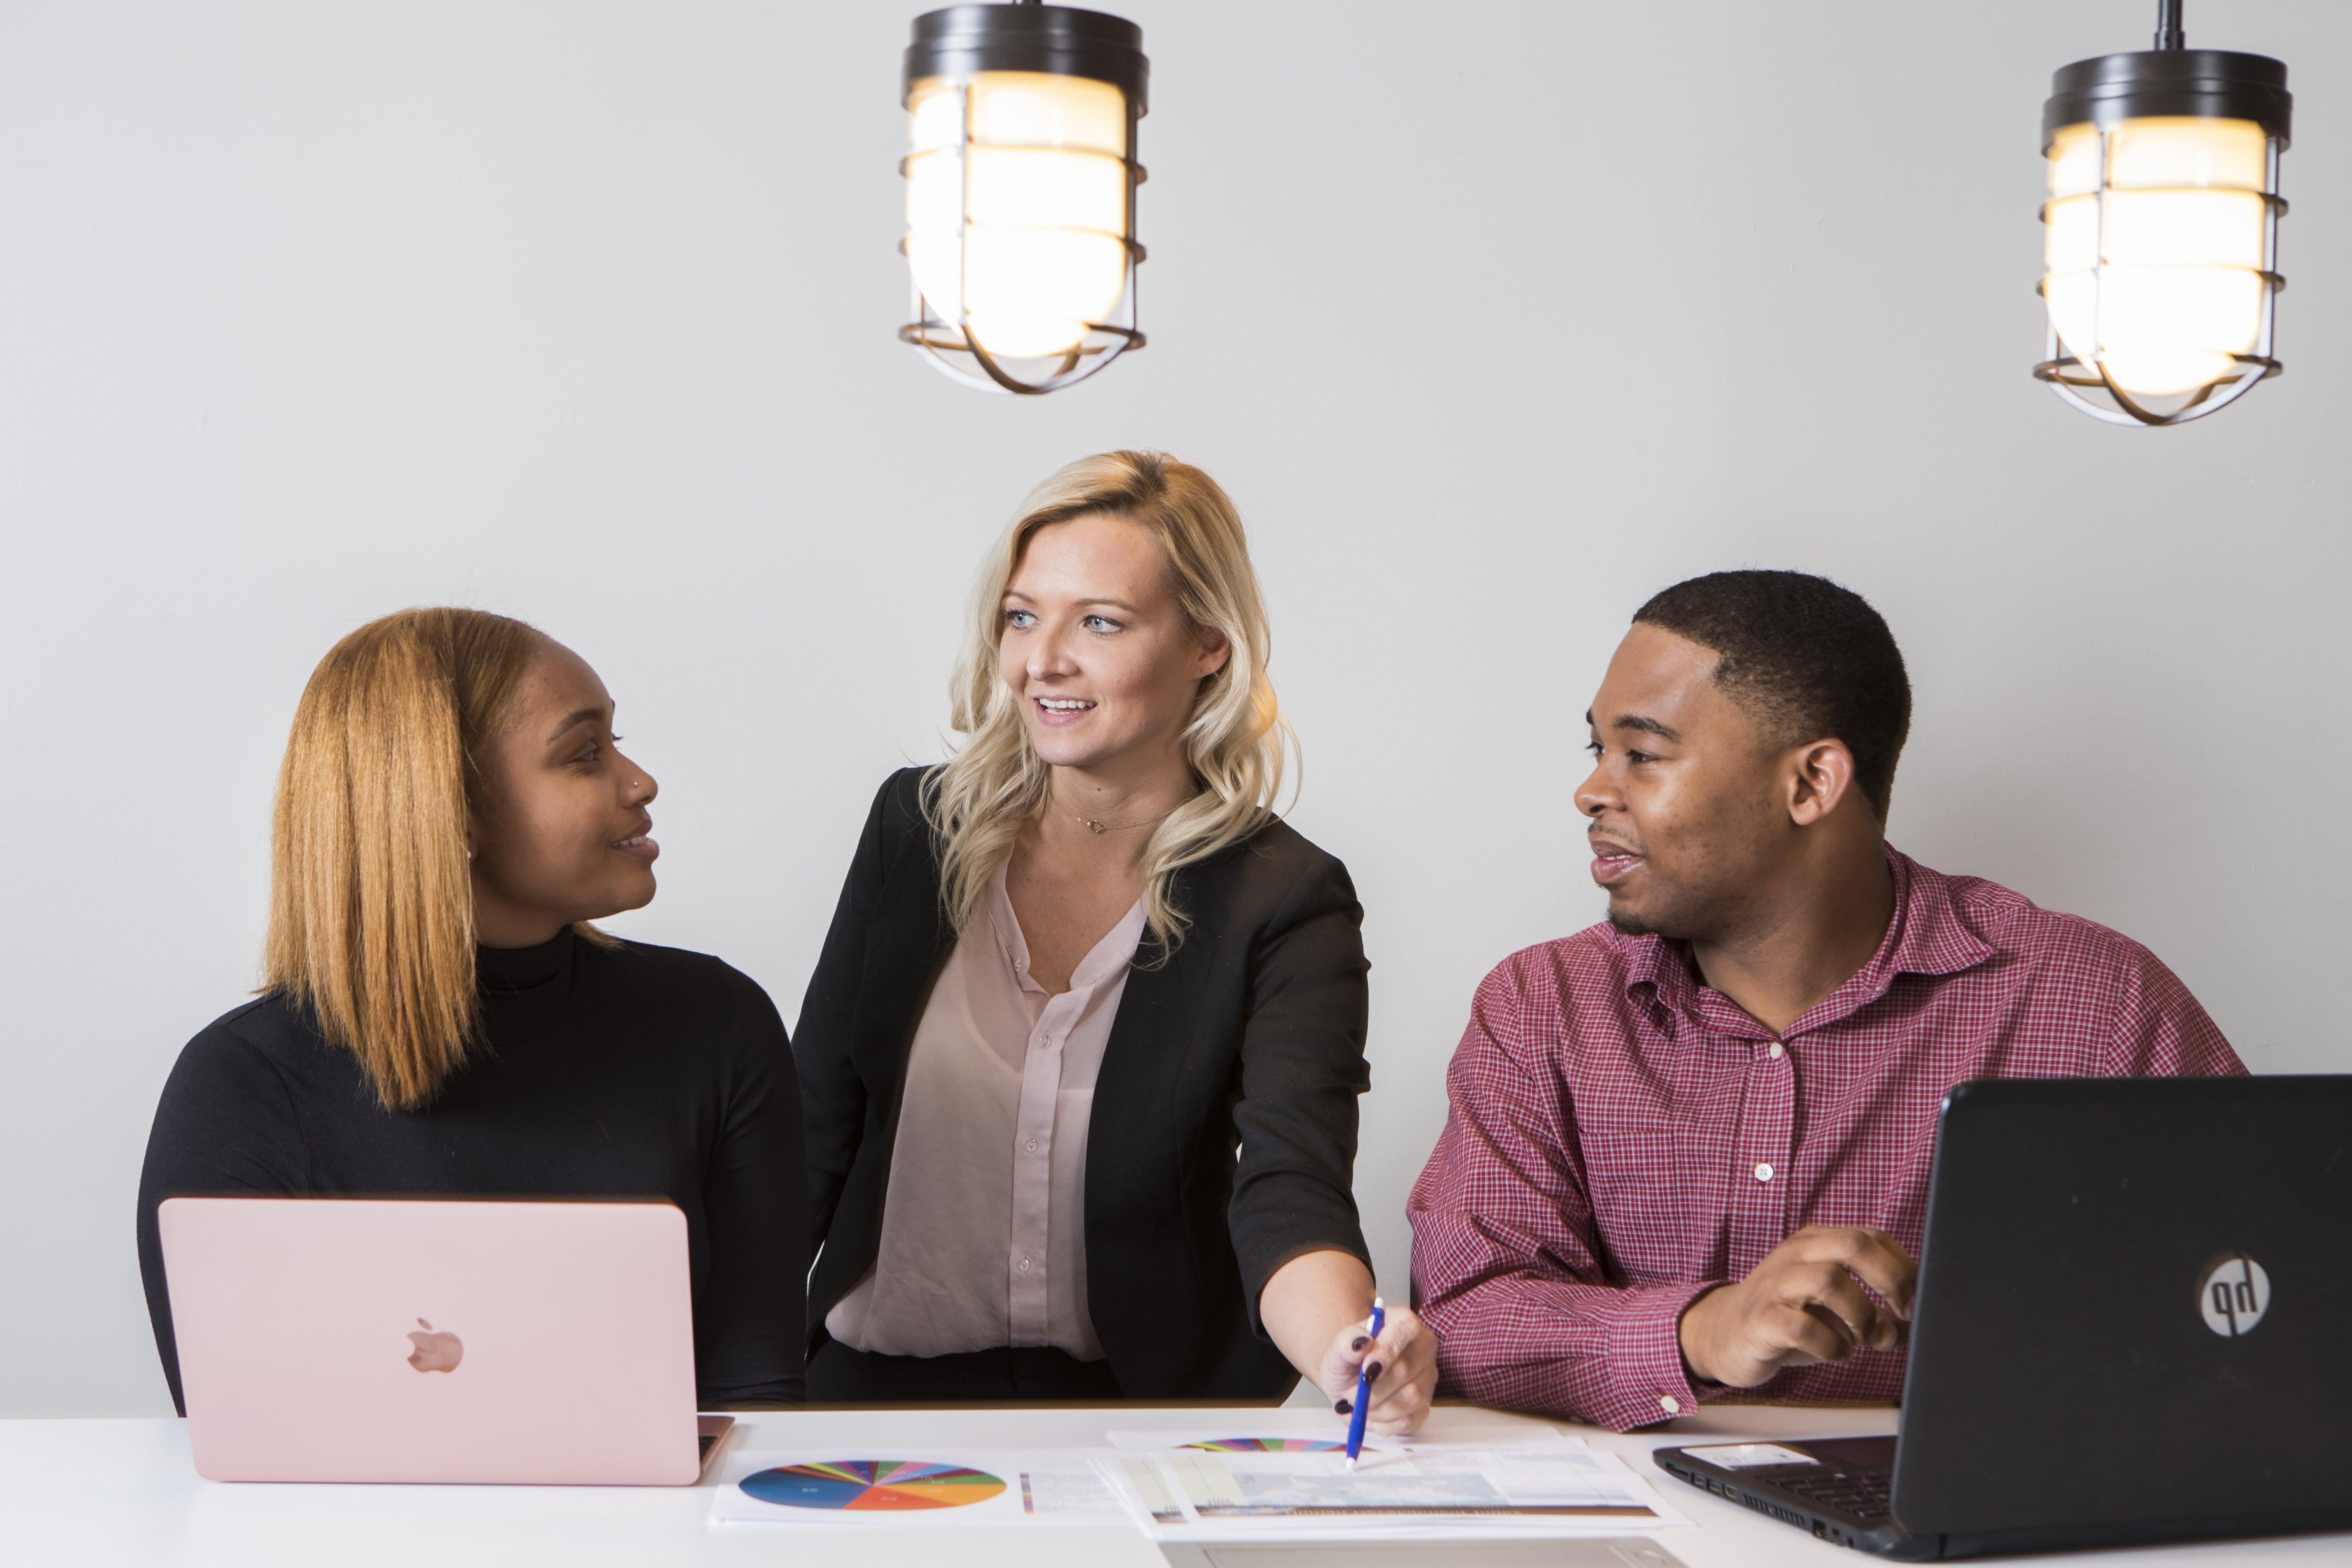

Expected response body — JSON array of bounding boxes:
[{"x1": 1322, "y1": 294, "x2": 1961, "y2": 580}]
[{"x1": 3, "y1": 1403, "x2": 2342, "y2": 1567}]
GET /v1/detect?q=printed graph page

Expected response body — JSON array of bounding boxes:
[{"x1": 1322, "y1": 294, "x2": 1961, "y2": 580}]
[{"x1": 710, "y1": 1449, "x2": 1133, "y2": 1529}]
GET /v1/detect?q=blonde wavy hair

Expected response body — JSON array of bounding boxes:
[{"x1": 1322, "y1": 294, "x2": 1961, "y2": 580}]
[
  {"x1": 263, "y1": 607, "x2": 610, "y2": 1112},
  {"x1": 926, "y1": 450, "x2": 1296, "y2": 956}
]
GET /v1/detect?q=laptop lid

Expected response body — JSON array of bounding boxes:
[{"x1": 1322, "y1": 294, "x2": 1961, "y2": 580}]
[
  {"x1": 1891, "y1": 1075, "x2": 2352, "y2": 1538},
  {"x1": 160, "y1": 1197, "x2": 702, "y2": 1485}
]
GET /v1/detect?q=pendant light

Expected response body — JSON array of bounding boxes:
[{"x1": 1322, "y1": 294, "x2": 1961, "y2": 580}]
[
  {"x1": 899, "y1": 2, "x2": 1148, "y2": 395},
  {"x1": 2036, "y1": 0, "x2": 2291, "y2": 426}
]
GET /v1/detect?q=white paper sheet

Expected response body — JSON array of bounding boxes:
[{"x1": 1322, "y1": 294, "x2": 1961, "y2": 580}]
[
  {"x1": 710, "y1": 1449, "x2": 1133, "y2": 1529},
  {"x1": 1099, "y1": 1446, "x2": 1691, "y2": 1543},
  {"x1": 1106, "y1": 1426, "x2": 1582, "y2": 1454}
]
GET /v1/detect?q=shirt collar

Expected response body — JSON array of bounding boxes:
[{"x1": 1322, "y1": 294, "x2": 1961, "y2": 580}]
[{"x1": 1619, "y1": 844, "x2": 1997, "y2": 1038}]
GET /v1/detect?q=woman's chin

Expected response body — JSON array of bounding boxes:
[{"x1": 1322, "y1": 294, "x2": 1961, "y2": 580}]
[
  {"x1": 1026, "y1": 728, "x2": 1125, "y2": 773},
  {"x1": 584, "y1": 876, "x2": 657, "y2": 921}
]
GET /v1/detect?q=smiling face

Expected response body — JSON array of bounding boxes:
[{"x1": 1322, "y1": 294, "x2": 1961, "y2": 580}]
[
  {"x1": 998, "y1": 511, "x2": 1230, "y2": 778},
  {"x1": 1574, "y1": 623, "x2": 1795, "y2": 940},
  {"x1": 466, "y1": 641, "x2": 659, "y2": 947}
]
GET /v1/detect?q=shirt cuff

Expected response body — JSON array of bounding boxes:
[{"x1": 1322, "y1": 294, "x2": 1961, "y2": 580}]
[{"x1": 1602, "y1": 1279, "x2": 1716, "y2": 1430}]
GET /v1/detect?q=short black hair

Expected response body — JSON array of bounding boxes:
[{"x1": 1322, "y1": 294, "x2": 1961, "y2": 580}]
[{"x1": 1632, "y1": 570, "x2": 1911, "y2": 818}]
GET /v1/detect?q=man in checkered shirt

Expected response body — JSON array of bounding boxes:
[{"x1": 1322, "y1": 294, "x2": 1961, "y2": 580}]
[{"x1": 1406, "y1": 570, "x2": 2242, "y2": 1433}]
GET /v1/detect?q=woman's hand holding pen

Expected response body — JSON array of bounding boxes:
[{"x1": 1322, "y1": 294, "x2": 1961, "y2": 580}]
[
  {"x1": 1260, "y1": 1250, "x2": 1437, "y2": 1435},
  {"x1": 1318, "y1": 1303, "x2": 1435, "y2": 1436}
]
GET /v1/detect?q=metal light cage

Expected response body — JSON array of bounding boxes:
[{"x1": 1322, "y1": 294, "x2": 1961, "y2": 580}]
[
  {"x1": 2034, "y1": 1, "x2": 2291, "y2": 427},
  {"x1": 899, "y1": 3, "x2": 1148, "y2": 396}
]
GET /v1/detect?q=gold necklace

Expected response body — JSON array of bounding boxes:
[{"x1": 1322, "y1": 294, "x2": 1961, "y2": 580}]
[{"x1": 1057, "y1": 790, "x2": 1191, "y2": 835}]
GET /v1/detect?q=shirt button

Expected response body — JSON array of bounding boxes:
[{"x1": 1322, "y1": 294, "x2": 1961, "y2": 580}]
[
  {"x1": 1659, "y1": 1395, "x2": 1681, "y2": 1415},
  {"x1": 1025, "y1": 1139, "x2": 1038, "y2": 1153},
  {"x1": 1755, "y1": 1163, "x2": 1775, "y2": 1182},
  {"x1": 1018, "y1": 1257, "x2": 1032, "y2": 1274},
  {"x1": 1014, "y1": 960, "x2": 1025, "y2": 971},
  {"x1": 1768, "y1": 1042, "x2": 1785, "y2": 1060}
]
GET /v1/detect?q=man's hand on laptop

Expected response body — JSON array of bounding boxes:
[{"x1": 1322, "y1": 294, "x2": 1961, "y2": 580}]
[{"x1": 1677, "y1": 1225, "x2": 1917, "y2": 1388}]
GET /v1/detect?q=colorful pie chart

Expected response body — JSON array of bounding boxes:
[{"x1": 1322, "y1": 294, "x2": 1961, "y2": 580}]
[
  {"x1": 1184, "y1": 1436, "x2": 1344, "y2": 1452},
  {"x1": 738, "y1": 1459, "x2": 1008, "y2": 1511}
]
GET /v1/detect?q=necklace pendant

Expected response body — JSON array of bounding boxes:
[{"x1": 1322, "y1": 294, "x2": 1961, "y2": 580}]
[{"x1": 1083, "y1": 818, "x2": 1106, "y2": 834}]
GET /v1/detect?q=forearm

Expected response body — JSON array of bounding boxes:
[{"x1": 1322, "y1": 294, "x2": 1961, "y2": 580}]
[
  {"x1": 1259, "y1": 1248, "x2": 1377, "y2": 1384},
  {"x1": 1418, "y1": 1268, "x2": 1718, "y2": 1433}
]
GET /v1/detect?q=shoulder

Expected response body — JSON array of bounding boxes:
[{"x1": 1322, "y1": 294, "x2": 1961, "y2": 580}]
[
  {"x1": 587, "y1": 937, "x2": 780, "y2": 1011},
  {"x1": 836, "y1": 766, "x2": 941, "y2": 881},
  {"x1": 1904, "y1": 855, "x2": 2235, "y2": 1069},
  {"x1": 1920, "y1": 859, "x2": 2174, "y2": 988},
  {"x1": 159, "y1": 994, "x2": 326, "y2": 1116},
  {"x1": 1472, "y1": 924, "x2": 1634, "y2": 1017},
  {"x1": 183, "y1": 994, "x2": 325, "y2": 1072},
  {"x1": 145, "y1": 996, "x2": 328, "y2": 1195},
  {"x1": 877, "y1": 766, "x2": 935, "y2": 841},
  {"x1": 1198, "y1": 815, "x2": 1354, "y2": 906}
]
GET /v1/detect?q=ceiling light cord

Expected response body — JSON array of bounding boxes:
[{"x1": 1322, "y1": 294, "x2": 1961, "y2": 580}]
[{"x1": 2155, "y1": 0, "x2": 2185, "y2": 52}]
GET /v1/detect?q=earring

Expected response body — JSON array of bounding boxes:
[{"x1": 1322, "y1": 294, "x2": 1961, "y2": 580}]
[{"x1": 466, "y1": 850, "x2": 475, "y2": 862}]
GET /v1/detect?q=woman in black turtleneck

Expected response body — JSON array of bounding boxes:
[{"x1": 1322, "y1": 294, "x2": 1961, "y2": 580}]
[{"x1": 135, "y1": 609, "x2": 804, "y2": 1413}]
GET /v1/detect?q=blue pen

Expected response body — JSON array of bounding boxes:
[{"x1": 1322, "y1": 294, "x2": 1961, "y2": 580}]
[{"x1": 1344, "y1": 1297, "x2": 1384, "y2": 1470}]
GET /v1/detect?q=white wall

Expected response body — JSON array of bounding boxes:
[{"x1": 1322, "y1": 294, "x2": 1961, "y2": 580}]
[{"x1": 3, "y1": 0, "x2": 2345, "y2": 1415}]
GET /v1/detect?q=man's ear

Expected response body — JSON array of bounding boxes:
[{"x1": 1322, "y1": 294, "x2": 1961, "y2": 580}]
[{"x1": 1786, "y1": 738, "x2": 1857, "y2": 827}]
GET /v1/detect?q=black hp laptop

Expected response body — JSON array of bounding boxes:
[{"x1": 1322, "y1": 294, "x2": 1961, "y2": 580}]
[{"x1": 1656, "y1": 1075, "x2": 2352, "y2": 1559}]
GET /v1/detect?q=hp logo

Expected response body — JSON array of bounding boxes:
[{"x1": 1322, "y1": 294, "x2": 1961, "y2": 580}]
[{"x1": 2196, "y1": 1254, "x2": 2270, "y2": 1338}]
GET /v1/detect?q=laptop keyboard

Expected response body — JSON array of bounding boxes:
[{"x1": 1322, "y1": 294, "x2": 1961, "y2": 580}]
[{"x1": 1776, "y1": 1467, "x2": 1895, "y2": 1523}]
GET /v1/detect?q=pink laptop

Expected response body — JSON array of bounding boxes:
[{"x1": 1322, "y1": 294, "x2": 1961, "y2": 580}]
[{"x1": 159, "y1": 1197, "x2": 731, "y2": 1484}]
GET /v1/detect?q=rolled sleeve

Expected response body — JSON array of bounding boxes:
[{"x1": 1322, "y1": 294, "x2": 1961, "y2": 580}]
[{"x1": 1407, "y1": 961, "x2": 1716, "y2": 1432}]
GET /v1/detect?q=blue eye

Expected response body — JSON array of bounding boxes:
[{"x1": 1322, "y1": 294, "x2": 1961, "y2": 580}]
[
  {"x1": 1004, "y1": 609, "x2": 1036, "y2": 629},
  {"x1": 1082, "y1": 614, "x2": 1121, "y2": 633}
]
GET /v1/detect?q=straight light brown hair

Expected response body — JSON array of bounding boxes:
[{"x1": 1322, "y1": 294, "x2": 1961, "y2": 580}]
[
  {"x1": 927, "y1": 450, "x2": 1295, "y2": 956},
  {"x1": 263, "y1": 607, "x2": 598, "y2": 1112}
]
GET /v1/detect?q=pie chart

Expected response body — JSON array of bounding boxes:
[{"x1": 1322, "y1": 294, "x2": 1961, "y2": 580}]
[
  {"x1": 738, "y1": 1459, "x2": 1008, "y2": 1511},
  {"x1": 1185, "y1": 1437, "x2": 1344, "y2": 1452}
]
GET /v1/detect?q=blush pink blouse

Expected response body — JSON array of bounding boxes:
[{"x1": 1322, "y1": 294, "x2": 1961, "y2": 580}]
[{"x1": 824, "y1": 863, "x2": 1147, "y2": 1360}]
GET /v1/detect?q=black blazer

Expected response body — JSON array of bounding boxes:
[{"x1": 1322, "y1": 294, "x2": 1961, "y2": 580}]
[{"x1": 796, "y1": 768, "x2": 1373, "y2": 1399}]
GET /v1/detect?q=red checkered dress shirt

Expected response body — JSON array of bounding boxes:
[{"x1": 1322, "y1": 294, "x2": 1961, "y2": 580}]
[{"x1": 1406, "y1": 848, "x2": 2244, "y2": 1433}]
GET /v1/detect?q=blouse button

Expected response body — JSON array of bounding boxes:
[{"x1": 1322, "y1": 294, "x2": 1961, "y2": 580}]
[
  {"x1": 1659, "y1": 1395, "x2": 1681, "y2": 1415},
  {"x1": 1025, "y1": 1139, "x2": 1038, "y2": 1153},
  {"x1": 1755, "y1": 1163, "x2": 1775, "y2": 1182},
  {"x1": 1768, "y1": 1042, "x2": 1785, "y2": 1060},
  {"x1": 1018, "y1": 1257, "x2": 1032, "y2": 1274}
]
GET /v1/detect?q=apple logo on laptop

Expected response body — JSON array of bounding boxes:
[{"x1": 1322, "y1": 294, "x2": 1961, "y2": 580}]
[
  {"x1": 2196, "y1": 1254, "x2": 2269, "y2": 1338},
  {"x1": 406, "y1": 1318, "x2": 464, "y2": 1373}
]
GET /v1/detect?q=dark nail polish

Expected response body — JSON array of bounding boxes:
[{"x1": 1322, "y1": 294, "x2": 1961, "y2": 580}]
[
  {"x1": 1350, "y1": 1336, "x2": 1369, "y2": 1351},
  {"x1": 1364, "y1": 1363, "x2": 1384, "y2": 1383},
  {"x1": 1334, "y1": 1399, "x2": 1352, "y2": 1415}
]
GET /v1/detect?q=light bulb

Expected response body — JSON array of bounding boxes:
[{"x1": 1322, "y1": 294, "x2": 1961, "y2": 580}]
[
  {"x1": 906, "y1": 70, "x2": 1131, "y2": 359},
  {"x1": 2041, "y1": 116, "x2": 2272, "y2": 398}
]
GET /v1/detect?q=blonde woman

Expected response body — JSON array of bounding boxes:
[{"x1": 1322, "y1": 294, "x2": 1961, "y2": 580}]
[
  {"x1": 135, "y1": 609, "x2": 806, "y2": 1412},
  {"x1": 797, "y1": 451, "x2": 1434, "y2": 1427}
]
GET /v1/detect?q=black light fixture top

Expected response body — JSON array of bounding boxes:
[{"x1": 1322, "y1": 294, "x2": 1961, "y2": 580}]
[
  {"x1": 903, "y1": 3, "x2": 1149, "y2": 112},
  {"x1": 2042, "y1": 0, "x2": 2289, "y2": 150}
]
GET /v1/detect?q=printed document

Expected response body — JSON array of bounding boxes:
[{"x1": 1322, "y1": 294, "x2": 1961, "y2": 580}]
[{"x1": 1101, "y1": 1445, "x2": 1692, "y2": 1542}]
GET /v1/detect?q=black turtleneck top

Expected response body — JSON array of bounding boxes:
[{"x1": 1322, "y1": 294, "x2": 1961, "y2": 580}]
[{"x1": 135, "y1": 929, "x2": 806, "y2": 1413}]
